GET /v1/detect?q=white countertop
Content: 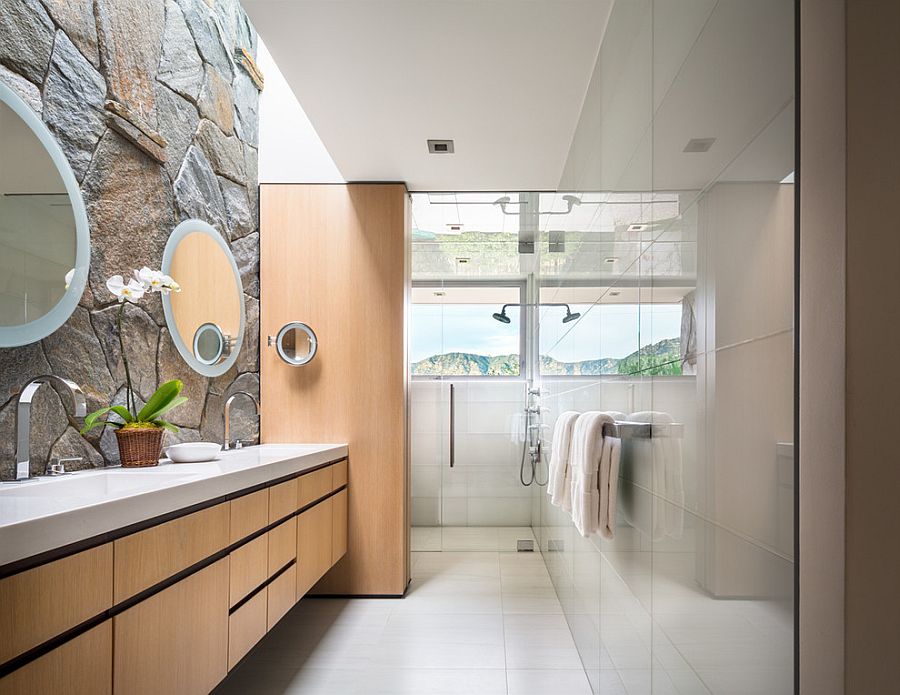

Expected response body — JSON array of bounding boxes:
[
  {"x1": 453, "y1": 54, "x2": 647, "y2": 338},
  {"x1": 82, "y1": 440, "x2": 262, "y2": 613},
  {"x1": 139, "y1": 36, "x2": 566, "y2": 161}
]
[{"x1": 0, "y1": 443, "x2": 348, "y2": 568}]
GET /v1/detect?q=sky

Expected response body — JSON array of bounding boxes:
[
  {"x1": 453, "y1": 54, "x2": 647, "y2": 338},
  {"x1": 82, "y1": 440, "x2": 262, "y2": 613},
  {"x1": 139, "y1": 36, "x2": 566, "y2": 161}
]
[{"x1": 410, "y1": 303, "x2": 682, "y2": 364}]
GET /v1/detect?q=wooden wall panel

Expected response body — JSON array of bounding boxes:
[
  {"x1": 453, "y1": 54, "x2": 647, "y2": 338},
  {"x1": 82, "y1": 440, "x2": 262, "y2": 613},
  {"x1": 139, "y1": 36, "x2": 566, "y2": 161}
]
[{"x1": 260, "y1": 184, "x2": 409, "y2": 596}]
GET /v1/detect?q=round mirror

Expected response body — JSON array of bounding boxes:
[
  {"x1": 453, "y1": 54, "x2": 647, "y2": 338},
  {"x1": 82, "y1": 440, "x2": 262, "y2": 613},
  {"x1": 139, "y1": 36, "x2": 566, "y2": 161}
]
[
  {"x1": 162, "y1": 219, "x2": 245, "y2": 376},
  {"x1": 0, "y1": 83, "x2": 90, "y2": 347},
  {"x1": 274, "y1": 322, "x2": 317, "y2": 366},
  {"x1": 192, "y1": 322, "x2": 234, "y2": 366}
]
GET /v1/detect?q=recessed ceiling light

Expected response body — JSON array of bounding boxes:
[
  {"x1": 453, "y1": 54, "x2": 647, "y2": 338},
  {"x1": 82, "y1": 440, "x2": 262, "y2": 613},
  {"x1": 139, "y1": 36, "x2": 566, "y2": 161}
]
[
  {"x1": 626, "y1": 224, "x2": 649, "y2": 232},
  {"x1": 427, "y1": 139, "x2": 455, "y2": 154},
  {"x1": 683, "y1": 137, "x2": 716, "y2": 153}
]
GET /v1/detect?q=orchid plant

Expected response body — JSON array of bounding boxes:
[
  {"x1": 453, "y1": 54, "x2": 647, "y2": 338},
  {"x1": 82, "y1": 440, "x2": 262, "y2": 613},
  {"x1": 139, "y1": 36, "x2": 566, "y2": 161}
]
[{"x1": 80, "y1": 268, "x2": 187, "y2": 435}]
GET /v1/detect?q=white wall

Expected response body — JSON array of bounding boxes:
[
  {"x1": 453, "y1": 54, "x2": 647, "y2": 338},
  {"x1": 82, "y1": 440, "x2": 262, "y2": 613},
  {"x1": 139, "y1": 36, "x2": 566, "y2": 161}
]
[{"x1": 257, "y1": 39, "x2": 344, "y2": 184}]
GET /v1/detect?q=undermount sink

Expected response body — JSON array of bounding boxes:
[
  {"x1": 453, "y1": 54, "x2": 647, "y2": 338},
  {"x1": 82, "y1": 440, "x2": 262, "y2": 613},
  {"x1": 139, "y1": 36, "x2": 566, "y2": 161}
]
[{"x1": 0, "y1": 470, "x2": 198, "y2": 498}]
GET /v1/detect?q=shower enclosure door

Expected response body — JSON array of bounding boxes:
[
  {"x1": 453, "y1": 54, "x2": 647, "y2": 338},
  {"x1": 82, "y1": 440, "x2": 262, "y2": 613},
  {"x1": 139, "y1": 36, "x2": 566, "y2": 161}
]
[{"x1": 409, "y1": 272, "x2": 534, "y2": 551}]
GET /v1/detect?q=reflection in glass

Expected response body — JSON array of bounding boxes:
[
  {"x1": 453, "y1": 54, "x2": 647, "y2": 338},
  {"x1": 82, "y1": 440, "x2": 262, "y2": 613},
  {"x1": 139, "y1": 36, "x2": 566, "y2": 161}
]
[{"x1": 0, "y1": 101, "x2": 77, "y2": 326}]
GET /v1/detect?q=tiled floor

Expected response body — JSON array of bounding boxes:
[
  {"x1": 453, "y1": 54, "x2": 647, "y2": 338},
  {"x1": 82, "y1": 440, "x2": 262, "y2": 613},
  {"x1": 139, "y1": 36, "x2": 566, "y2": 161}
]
[{"x1": 213, "y1": 549, "x2": 591, "y2": 695}]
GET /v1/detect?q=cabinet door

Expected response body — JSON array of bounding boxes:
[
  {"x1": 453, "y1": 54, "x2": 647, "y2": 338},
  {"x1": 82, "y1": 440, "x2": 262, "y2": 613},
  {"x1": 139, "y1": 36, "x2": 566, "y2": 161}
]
[
  {"x1": 0, "y1": 621, "x2": 111, "y2": 695},
  {"x1": 296, "y1": 498, "x2": 333, "y2": 598},
  {"x1": 113, "y1": 559, "x2": 229, "y2": 695},
  {"x1": 229, "y1": 535, "x2": 268, "y2": 608},
  {"x1": 267, "y1": 564, "x2": 297, "y2": 630},
  {"x1": 332, "y1": 489, "x2": 348, "y2": 564},
  {"x1": 228, "y1": 591, "x2": 267, "y2": 671}
]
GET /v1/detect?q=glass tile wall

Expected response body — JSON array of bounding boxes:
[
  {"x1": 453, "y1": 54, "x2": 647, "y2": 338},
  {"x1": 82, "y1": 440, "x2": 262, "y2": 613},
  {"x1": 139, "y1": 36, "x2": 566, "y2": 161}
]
[{"x1": 532, "y1": 1, "x2": 795, "y2": 693}]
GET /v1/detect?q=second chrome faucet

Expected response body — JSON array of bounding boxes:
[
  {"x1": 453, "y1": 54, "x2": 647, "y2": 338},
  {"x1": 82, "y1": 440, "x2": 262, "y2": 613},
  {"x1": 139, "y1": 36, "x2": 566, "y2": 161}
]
[{"x1": 223, "y1": 391, "x2": 260, "y2": 451}]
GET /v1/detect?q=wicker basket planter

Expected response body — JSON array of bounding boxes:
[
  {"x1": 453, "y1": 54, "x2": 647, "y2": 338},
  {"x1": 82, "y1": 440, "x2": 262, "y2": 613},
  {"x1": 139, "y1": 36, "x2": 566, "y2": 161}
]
[{"x1": 116, "y1": 427, "x2": 164, "y2": 468}]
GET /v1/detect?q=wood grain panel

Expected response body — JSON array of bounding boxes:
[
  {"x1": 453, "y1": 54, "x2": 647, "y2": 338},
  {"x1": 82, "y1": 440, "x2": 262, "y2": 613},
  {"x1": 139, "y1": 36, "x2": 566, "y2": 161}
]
[
  {"x1": 298, "y1": 467, "x2": 331, "y2": 508},
  {"x1": 227, "y1": 591, "x2": 267, "y2": 671},
  {"x1": 0, "y1": 621, "x2": 111, "y2": 695},
  {"x1": 332, "y1": 489, "x2": 348, "y2": 564},
  {"x1": 261, "y1": 184, "x2": 409, "y2": 595},
  {"x1": 230, "y1": 489, "x2": 269, "y2": 544},
  {"x1": 0, "y1": 544, "x2": 112, "y2": 664},
  {"x1": 267, "y1": 517, "x2": 297, "y2": 576},
  {"x1": 269, "y1": 478, "x2": 299, "y2": 522},
  {"x1": 113, "y1": 504, "x2": 229, "y2": 603},
  {"x1": 266, "y1": 564, "x2": 296, "y2": 631},
  {"x1": 229, "y1": 535, "x2": 268, "y2": 607},
  {"x1": 113, "y1": 558, "x2": 228, "y2": 695},
  {"x1": 332, "y1": 460, "x2": 348, "y2": 488},
  {"x1": 296, "y1": 499, "x2": 332, "y2": 599}
]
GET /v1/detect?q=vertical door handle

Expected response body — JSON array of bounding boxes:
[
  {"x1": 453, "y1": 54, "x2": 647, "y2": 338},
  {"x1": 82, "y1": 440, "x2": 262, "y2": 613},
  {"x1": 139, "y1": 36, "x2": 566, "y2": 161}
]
[{"x1": 449, "y1": 383, "x2": 455, "y2": 468}]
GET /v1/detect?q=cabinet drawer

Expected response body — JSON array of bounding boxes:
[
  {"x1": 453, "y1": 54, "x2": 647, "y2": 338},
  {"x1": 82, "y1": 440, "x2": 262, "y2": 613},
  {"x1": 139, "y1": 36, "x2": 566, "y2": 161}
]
[
  {"x1": 332, "y1": 460, "x2": 348, "y2": 488},
  {"x1": 299, "y1": 467, "x2": 332, "y2": 507},
  {"x1": 296, "y1": 498, "x2": 333, "y2": 599},
  {"x1": 230, "y1": 489, "x2": 269, "y2": 543},
  {"x1": 114, "y1": 504, "x2": 229, "y2": 603},
  {"x1": 332, "y1": 488, "x2": 348, "y2": 564},
  {"x1": 230, "y1": 535, "x2": 268, "y2": 607},
  {"x1": 0, "y1": 544, "x2": 112, "y2": 664},
  {"x1": 269, "y1": 478, "x2": 299, "y2": 522},
  {"x1": 228, "y1": 590, "x2": 267, "y2": 670},
  {"x1": 268, "y1": 517, "x2": 297, "y2": 575},
  {"x1": 0, "y1": 621, "x2": 111, "y2": 695},
  {"x1": 114, "y1": 558, "x2": 228, "y2": 695},
  {"x1": 267, "y1": 564, "x2": 297, "y2": 631}
]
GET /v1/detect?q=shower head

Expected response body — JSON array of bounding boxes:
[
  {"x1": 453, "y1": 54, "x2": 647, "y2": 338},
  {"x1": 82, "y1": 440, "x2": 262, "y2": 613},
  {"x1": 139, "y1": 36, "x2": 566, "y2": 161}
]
[
  {"x1": 492, "y1": 309, "x2": 512, "y2": 324},
  {"x1": 562, "y1": 307, "x2": 581, "y2": 323}
]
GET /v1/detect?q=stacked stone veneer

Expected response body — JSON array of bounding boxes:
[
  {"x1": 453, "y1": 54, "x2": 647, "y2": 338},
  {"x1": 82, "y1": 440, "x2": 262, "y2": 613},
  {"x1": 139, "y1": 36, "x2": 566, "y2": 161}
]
[{"x1": 0, "y1": 0, "x2": 262, "y2": 478}]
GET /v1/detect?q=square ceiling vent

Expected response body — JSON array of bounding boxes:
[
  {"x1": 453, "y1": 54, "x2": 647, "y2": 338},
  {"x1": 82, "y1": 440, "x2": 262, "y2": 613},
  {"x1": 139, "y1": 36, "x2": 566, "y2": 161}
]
[{"x1": 427, "y1": 139, "x2": 455, "y2": 154}]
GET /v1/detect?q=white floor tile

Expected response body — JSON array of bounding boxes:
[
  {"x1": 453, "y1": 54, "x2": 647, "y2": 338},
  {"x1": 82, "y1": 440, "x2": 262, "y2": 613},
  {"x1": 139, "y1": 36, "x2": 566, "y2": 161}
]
[{"x1": 507, "y1": 669, "x2": 593, "y2": 695}]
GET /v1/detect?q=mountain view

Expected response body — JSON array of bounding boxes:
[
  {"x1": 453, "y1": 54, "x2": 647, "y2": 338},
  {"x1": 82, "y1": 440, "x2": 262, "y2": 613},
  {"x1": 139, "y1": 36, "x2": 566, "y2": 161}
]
[{"x1": 411, "y1": 338, "x2": 682, "y2": 377}]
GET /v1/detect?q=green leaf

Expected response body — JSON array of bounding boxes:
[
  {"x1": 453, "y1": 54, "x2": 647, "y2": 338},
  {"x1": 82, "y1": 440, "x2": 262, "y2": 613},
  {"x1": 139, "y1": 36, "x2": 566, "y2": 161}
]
[
  {"x1": 152, "y1": 419, "x2": 179, "y2": 433},
  {"x1": 142, "y1": 396, "x2": 188, "y2": 423},
  {"x1": 110, "y1": 405, "x2": 134, "y2": 423},
  {"x1": 80, "y1": 406, "x2": 112, "y2": 435},
  {"x1": 137, "y1": 380, "x2": 183, "y2": 423}
]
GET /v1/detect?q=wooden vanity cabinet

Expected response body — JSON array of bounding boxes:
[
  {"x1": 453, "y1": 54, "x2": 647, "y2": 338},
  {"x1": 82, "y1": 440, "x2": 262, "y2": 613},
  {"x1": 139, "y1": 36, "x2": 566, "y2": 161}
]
[
  {"x1": 113, "y1": 559, "x2": 229, "y2": 695},
  {"x1": 296, "y1": 497, "x2": 333, "y2": 599}
]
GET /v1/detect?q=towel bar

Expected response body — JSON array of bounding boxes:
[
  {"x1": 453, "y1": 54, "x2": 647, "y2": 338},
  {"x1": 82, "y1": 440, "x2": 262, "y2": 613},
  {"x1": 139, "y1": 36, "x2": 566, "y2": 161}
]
[{"x1": 602, "y1": 421, "x2": 684, "y2": 439}]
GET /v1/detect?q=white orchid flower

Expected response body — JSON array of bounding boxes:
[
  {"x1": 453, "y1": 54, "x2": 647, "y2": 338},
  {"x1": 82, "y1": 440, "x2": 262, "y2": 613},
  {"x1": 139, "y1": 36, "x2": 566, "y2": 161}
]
[
  {"x1": 161, "y1": 274, "x2": 181, "y2": 293},
  {"x1": 107, "y1": 275, "x2": 146, "y2": 302},
  {"x1": 135, "y1": 267, "x2": 181, "y2": 294},
  {"x1": 64, "y1": 268, "x2": 75, "y2": 290}
]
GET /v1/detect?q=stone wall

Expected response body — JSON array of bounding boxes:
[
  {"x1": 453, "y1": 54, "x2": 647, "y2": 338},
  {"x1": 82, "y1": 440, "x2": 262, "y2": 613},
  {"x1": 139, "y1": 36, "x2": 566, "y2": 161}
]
[{"x1": 0, "y1": 0, "x2": 262, "y2": 478}]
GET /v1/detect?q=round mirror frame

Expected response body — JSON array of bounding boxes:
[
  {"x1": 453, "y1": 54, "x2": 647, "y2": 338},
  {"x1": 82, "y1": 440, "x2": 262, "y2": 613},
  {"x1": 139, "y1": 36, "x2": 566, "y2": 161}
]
[
  {"x1": 275, "y1": 322, "x2": 318, "y2": 366},
  {"x1": 161, "y1": 219, "x2": 245, "y2": 377},
  {"x1": 0, "y1": 83, "x2": 91, "y2": 347}
]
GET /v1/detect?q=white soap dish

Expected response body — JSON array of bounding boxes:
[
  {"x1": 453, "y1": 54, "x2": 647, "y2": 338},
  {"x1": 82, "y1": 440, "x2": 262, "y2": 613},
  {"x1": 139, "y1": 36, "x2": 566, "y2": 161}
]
[{"x1": 165, "y1": 442, "x2": 221, "y2": 463}]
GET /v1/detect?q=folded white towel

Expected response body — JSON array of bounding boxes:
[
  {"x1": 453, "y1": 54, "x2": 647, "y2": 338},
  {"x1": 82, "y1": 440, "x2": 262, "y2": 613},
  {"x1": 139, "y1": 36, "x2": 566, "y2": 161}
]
[
  {"x1": 547, "y1": 411, "x2": 579, "y2": 509},
  {"x1": 629, "y1": 410, "x2": 684, "y2": 540},
  {"x1": 569, "y1": 412, "x2": 614, "y2": 536},
  {"x1": 598, "y1": 435, "x2": 621, "y2": 539}
]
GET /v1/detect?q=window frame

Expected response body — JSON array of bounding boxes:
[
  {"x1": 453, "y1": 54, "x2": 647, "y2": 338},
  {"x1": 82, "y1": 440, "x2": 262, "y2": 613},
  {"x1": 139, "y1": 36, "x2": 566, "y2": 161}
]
[{"x1": 410, "y1": 279, "x2": 527, "y2": 380}]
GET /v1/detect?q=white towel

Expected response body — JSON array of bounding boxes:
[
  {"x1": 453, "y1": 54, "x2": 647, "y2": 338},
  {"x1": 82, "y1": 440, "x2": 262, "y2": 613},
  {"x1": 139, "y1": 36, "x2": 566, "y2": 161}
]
[
  {"x1": 547, "y1": 411, "x2": 579, "y2": 508},
  {"x1": 569, "y1": 412, "x2": 614, "y2": 536},
  {"x1": 598, "y1": 436, "x2": 621, "y2": 539},
  {"x1": 629, "y1": 410, "x2": 684, "y2": 540}
]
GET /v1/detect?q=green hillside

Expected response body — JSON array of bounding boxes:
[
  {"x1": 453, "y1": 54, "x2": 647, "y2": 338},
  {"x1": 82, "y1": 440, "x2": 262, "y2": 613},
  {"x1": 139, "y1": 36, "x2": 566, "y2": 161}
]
[{"x1": 411, "y1": 337, "x2": 682, "y2": 376}]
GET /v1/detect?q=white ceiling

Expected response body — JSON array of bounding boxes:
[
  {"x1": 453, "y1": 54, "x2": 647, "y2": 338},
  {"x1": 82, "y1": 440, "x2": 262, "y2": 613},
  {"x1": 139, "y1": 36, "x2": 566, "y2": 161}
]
[{"x1": 242, "y1": 0, "x2": 613, "y2": 191}]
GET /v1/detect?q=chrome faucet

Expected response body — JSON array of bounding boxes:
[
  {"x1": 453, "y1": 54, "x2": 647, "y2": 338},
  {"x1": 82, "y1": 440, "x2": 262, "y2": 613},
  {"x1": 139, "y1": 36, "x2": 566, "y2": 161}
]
[
  {"x1": 224, "y1": 391, "x2": 260, "y2": 451},
  {"x1": 15, "y1": 375, "x2": 86, "y2": 481}
]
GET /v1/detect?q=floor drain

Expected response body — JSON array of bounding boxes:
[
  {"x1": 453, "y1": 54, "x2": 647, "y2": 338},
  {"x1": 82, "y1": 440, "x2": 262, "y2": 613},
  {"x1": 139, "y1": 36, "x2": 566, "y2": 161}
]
[{"x1": 517, "y1": 539, "x2": 534, "y2": 552}]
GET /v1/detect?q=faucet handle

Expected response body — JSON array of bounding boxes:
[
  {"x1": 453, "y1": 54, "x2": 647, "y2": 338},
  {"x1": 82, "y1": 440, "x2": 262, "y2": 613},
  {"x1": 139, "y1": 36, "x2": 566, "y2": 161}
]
[
  {"x1": 234, "y1": 439, "x2": 243, "y2": 450},
  {"x1": 46, "y1": 457, "x2": 80, "y2": 476}
]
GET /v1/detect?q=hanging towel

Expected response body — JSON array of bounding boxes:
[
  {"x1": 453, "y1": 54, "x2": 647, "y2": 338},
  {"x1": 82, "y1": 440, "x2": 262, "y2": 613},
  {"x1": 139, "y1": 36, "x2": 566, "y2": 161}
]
[
  {"x1": 547, "y1": 411, "x2": 579, "y2": 508},
  {"x1": 629, "y1": 410, "x2": 684, "y2": 540},
  {"x1": 569, "y1": 411, "x2": 614, "y2": 536},
  {"x1": 598, "y1": 435, "x2": 622, "y2": 539}
]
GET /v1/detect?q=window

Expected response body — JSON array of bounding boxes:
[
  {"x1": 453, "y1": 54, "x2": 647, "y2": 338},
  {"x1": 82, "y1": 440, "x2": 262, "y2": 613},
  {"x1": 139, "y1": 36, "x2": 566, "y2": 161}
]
[
  {"x1": 539, "y1": 302, "x2": 684, "y2": 376},
  {"x1": 410, "y1": 285, "x2": 523, "y2": 377}
]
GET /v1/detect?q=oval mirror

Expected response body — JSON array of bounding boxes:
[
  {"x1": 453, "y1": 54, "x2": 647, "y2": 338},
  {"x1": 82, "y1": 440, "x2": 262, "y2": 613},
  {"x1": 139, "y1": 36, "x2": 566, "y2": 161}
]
[
  {"x1": 274, "y1": 322, "x2": 317, "y2": 366},
  {"x1": 162, "y1": 219, "x2": 245, "y2": 376},
  {"x1": 0, "y1": 83, "x2": 90, "y2": 347}
]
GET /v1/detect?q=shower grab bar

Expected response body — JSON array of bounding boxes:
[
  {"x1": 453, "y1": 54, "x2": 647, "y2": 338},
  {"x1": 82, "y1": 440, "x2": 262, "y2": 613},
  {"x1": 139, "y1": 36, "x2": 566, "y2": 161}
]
[
  {"x1": 449, "y1": 383, "x2": 455, "y2": 467},
  {"x1": 602, "y1": 421, "x2": 684, "y2": 439}
]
